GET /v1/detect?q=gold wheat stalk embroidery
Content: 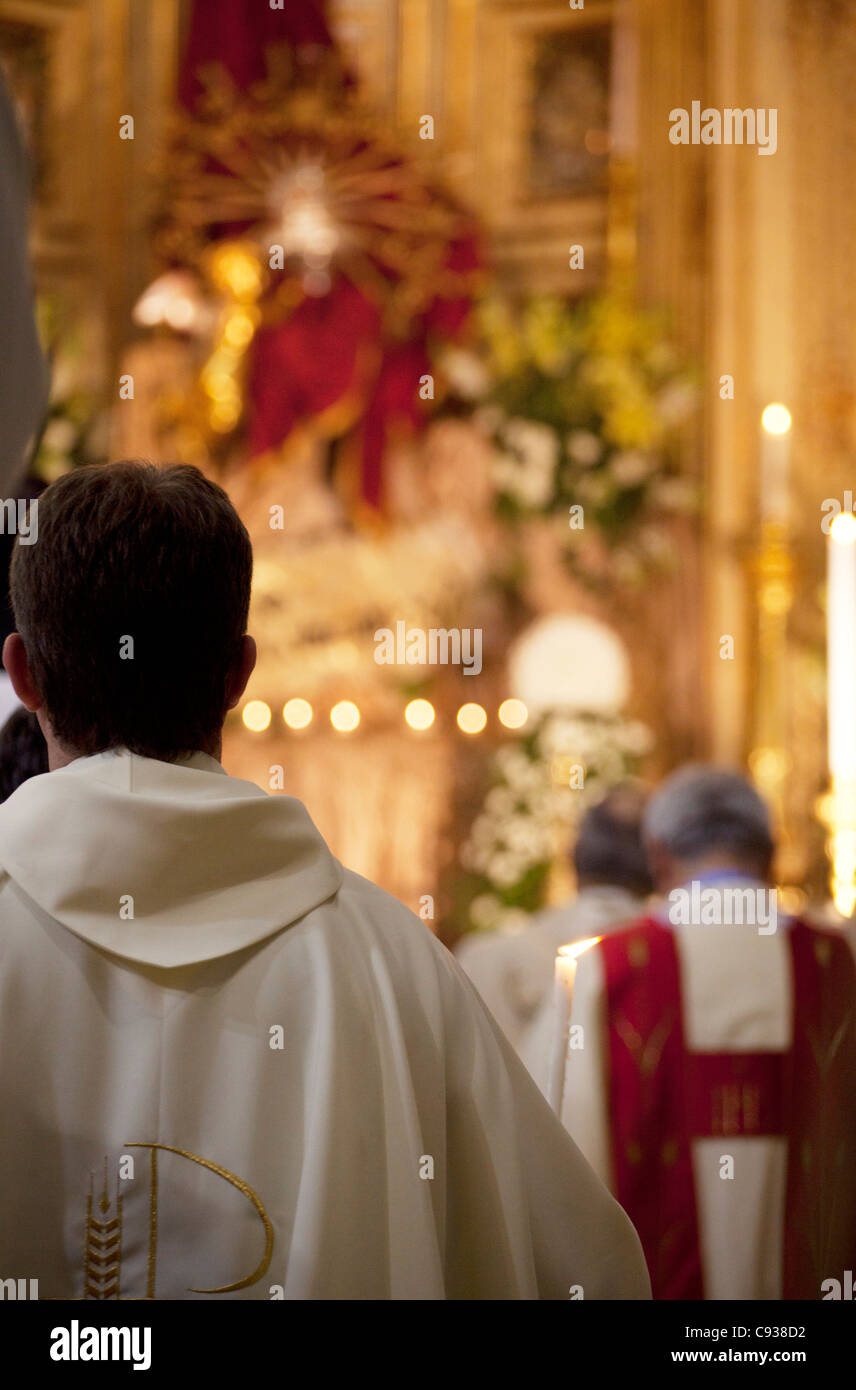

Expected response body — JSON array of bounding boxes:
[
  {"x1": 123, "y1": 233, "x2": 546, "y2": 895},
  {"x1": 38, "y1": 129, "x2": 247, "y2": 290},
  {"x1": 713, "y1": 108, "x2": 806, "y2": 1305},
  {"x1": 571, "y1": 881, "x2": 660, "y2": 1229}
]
[{"x1": 83, "y1": 1158, "x2": 123, "y2": 1299}]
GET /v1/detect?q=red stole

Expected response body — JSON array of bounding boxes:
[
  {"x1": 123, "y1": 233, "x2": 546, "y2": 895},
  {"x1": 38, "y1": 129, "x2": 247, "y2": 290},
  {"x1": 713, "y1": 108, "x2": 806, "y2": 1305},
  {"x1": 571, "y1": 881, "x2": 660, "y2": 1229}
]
[{"x1": 601, "y1": 916, "x2": 856, "y2": 1299}]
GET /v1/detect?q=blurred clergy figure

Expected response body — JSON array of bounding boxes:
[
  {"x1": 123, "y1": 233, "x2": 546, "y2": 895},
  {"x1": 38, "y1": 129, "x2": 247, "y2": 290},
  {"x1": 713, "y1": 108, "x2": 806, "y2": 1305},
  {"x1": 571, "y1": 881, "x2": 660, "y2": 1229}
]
[
  {"x1": 522, "y1": 766, "x2": 856, "y2": 1299},
  {"x1": 456, "y1": 786, "x2": 652, "y2": 1052},
  {"x1": 0, "y1": 462, "x2": 650, "y2": 1301}
]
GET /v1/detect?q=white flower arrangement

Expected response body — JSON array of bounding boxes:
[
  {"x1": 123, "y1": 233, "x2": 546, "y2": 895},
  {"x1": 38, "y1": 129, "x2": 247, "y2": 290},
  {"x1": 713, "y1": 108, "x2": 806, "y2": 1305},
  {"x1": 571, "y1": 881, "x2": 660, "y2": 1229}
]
[
  {"x1": 439, "y1": 346, "x2": 493, "y2": 402},
  {"x1": 458, "y1": 708, "x2": 652, "y2": 933},
  {"x1": 566, "y1": 430, "x2": 603, "y2": 467},
  {"x1": 445, "y1": 291, "x2": 700, "y2": 590},
  {"x1": 490, "y1": 417, "x2": 559, "y2": 509}
]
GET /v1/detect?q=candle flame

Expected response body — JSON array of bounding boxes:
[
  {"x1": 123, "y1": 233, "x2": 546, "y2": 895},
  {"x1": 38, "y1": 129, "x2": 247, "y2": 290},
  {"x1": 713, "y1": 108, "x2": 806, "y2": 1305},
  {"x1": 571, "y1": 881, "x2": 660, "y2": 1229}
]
[
  {"x1": 830, "y1": 511, "x2": 856, "y2": 545},
  {"x1": 761, "y1": 403, "x2": 791, "y2": 435},
  {"x1": 557, "y1": 936, "x2": 602, "y2": 962}
]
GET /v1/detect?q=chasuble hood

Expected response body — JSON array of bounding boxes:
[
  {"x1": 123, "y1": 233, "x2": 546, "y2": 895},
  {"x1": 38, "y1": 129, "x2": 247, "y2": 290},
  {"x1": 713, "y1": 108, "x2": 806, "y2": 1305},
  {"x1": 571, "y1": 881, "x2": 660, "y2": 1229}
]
[{"x1": 0, "y1": 749, "x2": 344, "y2": 967}]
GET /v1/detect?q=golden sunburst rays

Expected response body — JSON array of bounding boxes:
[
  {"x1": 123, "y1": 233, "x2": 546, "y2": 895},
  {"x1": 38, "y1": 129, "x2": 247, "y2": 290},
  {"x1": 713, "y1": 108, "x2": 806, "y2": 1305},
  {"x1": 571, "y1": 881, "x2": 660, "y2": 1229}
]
[{"x1": 154, "y1": 53, "x2": 474, "y2": 333}]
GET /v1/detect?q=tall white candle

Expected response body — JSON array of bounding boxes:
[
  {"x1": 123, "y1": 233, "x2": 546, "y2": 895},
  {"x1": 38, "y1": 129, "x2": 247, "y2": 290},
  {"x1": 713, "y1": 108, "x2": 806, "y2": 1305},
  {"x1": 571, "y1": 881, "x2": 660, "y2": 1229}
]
[
  {"x1": 760, "y1": 403, "x2": 792, "y2": 524},
  {"x1": 827, "y1": 511, "x2": 856, "y2": 782},
  {"x1": 547, "y1": 937, "x2": 601, "y2": 1114}
]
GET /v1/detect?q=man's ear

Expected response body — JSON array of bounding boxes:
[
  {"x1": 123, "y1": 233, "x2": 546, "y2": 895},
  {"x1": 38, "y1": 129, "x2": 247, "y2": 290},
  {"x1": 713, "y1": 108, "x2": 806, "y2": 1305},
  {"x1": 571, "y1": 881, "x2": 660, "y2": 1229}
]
[
  {"x1": 2, "y1": 632, "x2": 42, "y2": 712},
  {"x1": 225, "y1": 634, "x2": 257, "y2": 711}
]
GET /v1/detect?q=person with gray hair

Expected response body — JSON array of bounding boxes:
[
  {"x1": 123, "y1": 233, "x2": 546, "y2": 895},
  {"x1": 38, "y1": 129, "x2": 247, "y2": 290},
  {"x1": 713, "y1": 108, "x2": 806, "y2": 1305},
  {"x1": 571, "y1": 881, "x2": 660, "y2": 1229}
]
[
  {"x1": 643, "y1": 764, "x2": 774, "y2": 889},
  {"x1": 526, "y1": 762, "x2": 856, "y2": 1302},
  {"x1": 458, "y1": 784, "x2": 652, "y2": 1054}
]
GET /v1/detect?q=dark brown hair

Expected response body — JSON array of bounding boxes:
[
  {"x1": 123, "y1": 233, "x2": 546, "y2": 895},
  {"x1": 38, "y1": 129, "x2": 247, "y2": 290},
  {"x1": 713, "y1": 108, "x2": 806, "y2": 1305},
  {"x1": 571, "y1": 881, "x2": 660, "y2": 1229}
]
[
  {"x1": 10, "y1": 461, "x2": 253, "y2": 761},
  {"x1": 574, "y1": 784, "x2": 653, "y2": 896}
]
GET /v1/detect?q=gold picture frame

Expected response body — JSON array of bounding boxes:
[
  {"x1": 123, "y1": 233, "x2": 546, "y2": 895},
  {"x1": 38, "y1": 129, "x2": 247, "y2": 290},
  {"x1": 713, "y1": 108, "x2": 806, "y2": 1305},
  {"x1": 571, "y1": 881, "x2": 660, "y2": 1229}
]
[
  {"x1": 0, "y1": 0, "x2": 92, "y2": 275},
  {"x1": 470, "y1": 0, "x2": 616, "y2": 293}
]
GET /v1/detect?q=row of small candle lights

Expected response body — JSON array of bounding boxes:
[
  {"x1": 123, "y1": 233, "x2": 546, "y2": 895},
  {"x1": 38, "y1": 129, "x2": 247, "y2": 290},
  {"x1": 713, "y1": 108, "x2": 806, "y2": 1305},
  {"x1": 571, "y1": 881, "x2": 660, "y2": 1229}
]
[{"x1": 241, "y1": 696, "x2": 530, "y2": 736}]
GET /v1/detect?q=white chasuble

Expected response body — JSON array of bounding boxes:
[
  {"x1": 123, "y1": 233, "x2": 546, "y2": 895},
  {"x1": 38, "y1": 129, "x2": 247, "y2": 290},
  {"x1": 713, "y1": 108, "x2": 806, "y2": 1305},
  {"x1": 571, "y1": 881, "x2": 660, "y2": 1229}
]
[{"x1": 0, "y1": 750, "x2": 649, "y2": 1300}]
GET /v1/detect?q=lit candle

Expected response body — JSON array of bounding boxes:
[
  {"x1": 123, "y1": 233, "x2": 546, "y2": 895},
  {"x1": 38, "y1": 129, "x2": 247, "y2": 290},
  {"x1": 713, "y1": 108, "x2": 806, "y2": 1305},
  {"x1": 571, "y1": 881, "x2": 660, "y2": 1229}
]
[
  {"x1": 547, "y1": 937, "x2": 601, "y2": 1114},
  {"x1": 827, "y1": 511, "x2": 856, "y2": 780},
  {"x1": 760, "y1": 403, "x2": 792, "y2": 524},
  {"x1": 826, "y1": 511, "x2": 856, "y2": 915}
]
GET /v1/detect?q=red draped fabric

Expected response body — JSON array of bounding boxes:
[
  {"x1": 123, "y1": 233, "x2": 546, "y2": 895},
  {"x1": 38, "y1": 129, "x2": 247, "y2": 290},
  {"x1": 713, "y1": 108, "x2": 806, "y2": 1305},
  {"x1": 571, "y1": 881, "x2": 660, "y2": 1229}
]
[
  {"x1": 247, "y1": 280, "x2": 382, "y2": 460},
  {"x1": 178, "y1": 0, "x2": 336, "y2": 111},
  {"x1": 173, "y1": 0, "x2": 481, "y2": 511},
  {"x1": 601, "y1": 918, "x2": 704, "y2": 1299}
]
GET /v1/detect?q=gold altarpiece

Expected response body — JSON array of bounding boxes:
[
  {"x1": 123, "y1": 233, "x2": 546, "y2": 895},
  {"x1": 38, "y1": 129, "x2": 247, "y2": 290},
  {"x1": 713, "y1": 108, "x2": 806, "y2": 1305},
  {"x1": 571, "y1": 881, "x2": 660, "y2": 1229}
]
[{"x1": 6, "y1": 0, "x2": 856, "y2": 901}]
